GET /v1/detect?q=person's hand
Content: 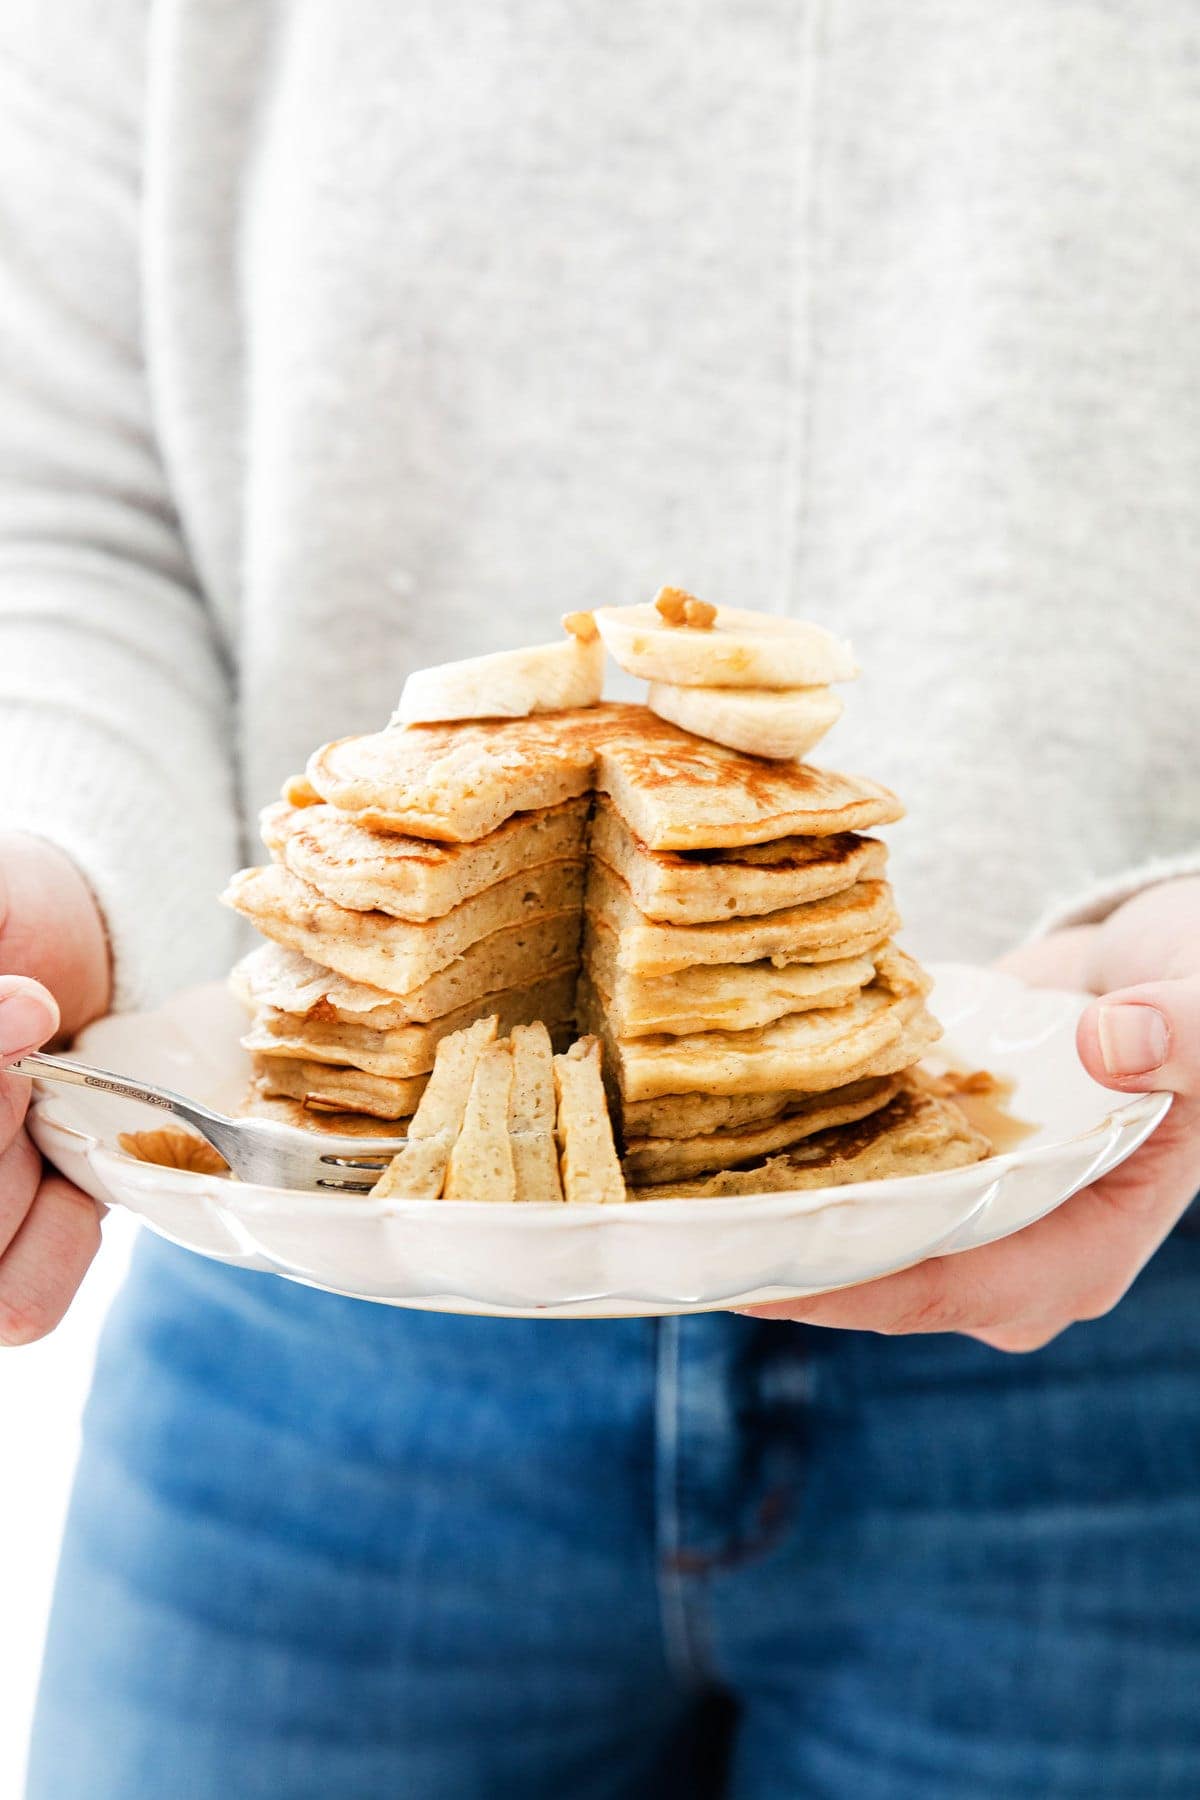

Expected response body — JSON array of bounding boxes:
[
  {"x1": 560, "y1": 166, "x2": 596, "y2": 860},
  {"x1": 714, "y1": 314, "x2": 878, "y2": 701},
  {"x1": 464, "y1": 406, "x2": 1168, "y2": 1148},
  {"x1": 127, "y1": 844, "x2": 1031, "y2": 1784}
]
[
  {"x1": 0, "y1": 832, "x2": 111, "y2": 1346},
  {"x1": 743, "y1": 876, "x2": 1200, "y2": 1351}
]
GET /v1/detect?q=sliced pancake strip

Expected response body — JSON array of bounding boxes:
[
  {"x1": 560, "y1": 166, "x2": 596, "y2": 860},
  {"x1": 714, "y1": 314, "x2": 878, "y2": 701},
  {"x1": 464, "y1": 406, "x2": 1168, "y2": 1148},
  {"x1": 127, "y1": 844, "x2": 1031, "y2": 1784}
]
[
  {"x1": 629, "y1": 1084, "x2": 991, "y2": 1199},
  {"x1": 362, "y1": 1021, "x2": 621, "y2": 1202},
  {"x1": 509, "y1": 1022, "x2": 564, "y2": 1203},
  {"x1": 443, "y1": 1043, "x2": 517, "y2": 1202},
  {"x1": 371, "y1": 1017, "x2": 499, "y2": 1198},
  {"x1": 553, "y1": 1038, "x2": 626, "y2": 1205},
  {"x1": 262, "y1": 795, "x2": 589, "y2": 920}
]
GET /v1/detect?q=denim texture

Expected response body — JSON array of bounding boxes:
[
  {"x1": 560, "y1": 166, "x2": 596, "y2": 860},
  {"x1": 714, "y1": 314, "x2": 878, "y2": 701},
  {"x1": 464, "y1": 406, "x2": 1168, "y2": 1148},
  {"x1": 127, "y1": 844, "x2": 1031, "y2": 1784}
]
[{"x1": 28, "y1": 1227, "x2": 1200, "y2": 1799}]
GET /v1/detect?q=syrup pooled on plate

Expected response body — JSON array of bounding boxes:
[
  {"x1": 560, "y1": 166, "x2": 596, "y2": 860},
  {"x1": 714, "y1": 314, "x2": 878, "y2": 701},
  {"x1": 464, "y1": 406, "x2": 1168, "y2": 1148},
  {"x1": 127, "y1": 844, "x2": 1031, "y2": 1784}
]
[{"x1": 918, "y1": 1064, "x2": 1037, "y2": 1155}]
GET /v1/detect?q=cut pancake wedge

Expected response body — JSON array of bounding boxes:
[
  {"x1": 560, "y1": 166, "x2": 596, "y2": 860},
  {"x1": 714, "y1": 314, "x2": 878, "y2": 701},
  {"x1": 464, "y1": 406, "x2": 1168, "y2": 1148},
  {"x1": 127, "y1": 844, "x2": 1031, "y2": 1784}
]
[
  {"x1": 232, "y1": 921, "x2": 582, "y2": 1028},
  {"x1": 629, "y1": 1085, "x2": 991, "y2": 1198},
  {"x1": 251, "y1": 1054, "x2": 430, "y2": 1120},
  {"x1": 584, "y1": 921, "x2": 875, "y2": 1036},
  {"x1": 579, "y1": 947, "x2": 939, "y2": 1111},
  {"x1": 612, "y1": 1009, "x2": 944, "y2": 1137},
  {"x1": 262, "y1": 795, "x2": 589, "y2": 920},
  {"x1": 621, "y1": 1075, "x2": 901, "y2": 1184},
  {"x1": 307, "y1": 710, "x2": 606, "y2": 841},
  {"x1": 240, "y1": 1080, "x2": 411, "y2": 1139},
  {"x1": 586, "y1": 859, "x2": 899, "y2": 975},
  {"x1": 589, "y1": 797, "x2": 885, "y2": 923},
  {"x1": 240, "y1": 970, "x2": 577, "y2": 1076},
  {"x1": 223, "y1": 859, "x2": 584, "y2": 995}
]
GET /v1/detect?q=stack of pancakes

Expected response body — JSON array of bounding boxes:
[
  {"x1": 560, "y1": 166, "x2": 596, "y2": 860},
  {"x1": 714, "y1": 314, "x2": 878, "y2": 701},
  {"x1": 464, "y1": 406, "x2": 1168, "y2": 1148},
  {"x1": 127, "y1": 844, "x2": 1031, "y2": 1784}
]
[{"x1": 223, "y1": 703, "x2": 988, "y2": 1196}]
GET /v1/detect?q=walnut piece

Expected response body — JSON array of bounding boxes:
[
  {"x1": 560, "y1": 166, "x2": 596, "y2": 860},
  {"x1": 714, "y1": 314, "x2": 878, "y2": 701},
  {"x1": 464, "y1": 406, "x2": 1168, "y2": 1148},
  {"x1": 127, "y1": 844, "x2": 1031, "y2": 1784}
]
[
  {"x1": 653, "y1": 586, "x2": 690, "y2": 625},
  {"x1": 561, "y1": 610, "x2": 599, "y2": 644},
  {"x1": 653, "y1": 586, "x2": 717, "y2": 629},
  {"x1": 919, "y1": 1066, "x2": 1003, "y2": 1099}
]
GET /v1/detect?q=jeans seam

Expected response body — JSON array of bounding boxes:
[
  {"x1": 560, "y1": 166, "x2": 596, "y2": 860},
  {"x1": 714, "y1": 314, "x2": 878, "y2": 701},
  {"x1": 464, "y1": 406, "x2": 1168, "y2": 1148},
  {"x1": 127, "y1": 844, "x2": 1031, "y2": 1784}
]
[{"x1": 654, "y1": 1317, "x2": 706, "y2": 1689}]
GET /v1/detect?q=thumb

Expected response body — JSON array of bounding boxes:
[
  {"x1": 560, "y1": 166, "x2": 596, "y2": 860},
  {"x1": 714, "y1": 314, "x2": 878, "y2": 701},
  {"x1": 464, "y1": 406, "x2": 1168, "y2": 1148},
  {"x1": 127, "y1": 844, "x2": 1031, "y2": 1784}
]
[
  {"x1": 1077, "y1": 977, "x2": 1200, "y2": 1100},
  {"x1": 0, "y1": 975, "x2": 61, "y2": 1066}
]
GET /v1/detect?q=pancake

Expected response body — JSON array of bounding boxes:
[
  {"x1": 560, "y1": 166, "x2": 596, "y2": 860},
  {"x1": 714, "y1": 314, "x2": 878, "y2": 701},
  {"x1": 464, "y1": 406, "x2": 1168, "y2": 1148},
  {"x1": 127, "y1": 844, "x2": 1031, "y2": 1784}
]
[
  {"x1": 583, "y1": 920, "x2": 876, "y2": 1036},
  {"x1": 620, "y1": 1075, "x2": 901, "y2": 1183},
  {"x1": 251, "y1": 1054, "x2": 430, "y2": 1120},
  {"x1": 240, "y1": 971, "x2": 577, "y2": 1077},
  {"x1": 612, "y1": 1010, "x2": 945, "y2": 1137},
  {"x1": 371, "y1": 1017, "x2": 499, "y2": 1198},
  {"x1": 307, "y1": 703, "x2": 903, "y2": 851},
  {"x1": 443, "y1": 1044, "x2": 517, "y2": 1202},
  {"x1": 232, "y1": 922, "x2": 581, "y2": 1028},
  {"x1": 239, "y1": 1079, "x2": 411, "y2": 1138},
  {"x1": 307, "y1": 710, "x2": 606, "y2": 842},
  {"x1": 553, "y1": 1038, "x2": 626, "y2": 1204},
  {"x1": 592, "y1": 715, "x2": 902, "y2": 851},
  {"x1": 585, "y1": 859, "x2": 899, "y2": 976},
  {"x1": 262, "y1": 795, "x2": 589, "y2": 920},
  {"x1": 509, "y1": 1022, "x2": 563, "y2": 1202},
  {"x1": 589, "y1": 797, "x2": 886, "y2": 923},
  {"x1": 223, "y1": 860, "x2": 584, "y2": 995},
  {"x1": 578, "y1": 948, "x2": 938, "y2": 1105},
  {"x1": 629, "y1": 1084, "x2": 991, "y2": 1198}
]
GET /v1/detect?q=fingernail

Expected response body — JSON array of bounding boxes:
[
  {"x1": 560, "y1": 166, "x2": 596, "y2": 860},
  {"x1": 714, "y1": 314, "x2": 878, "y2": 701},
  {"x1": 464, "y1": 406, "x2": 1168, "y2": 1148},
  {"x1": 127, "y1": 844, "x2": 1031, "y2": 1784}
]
[
  {"x1": 1097, "y1": 1004, "x2": 1168, "y2": 1078},
  {"x1": 0, "y1": 990, "x2": 57, "y2": 1058}
]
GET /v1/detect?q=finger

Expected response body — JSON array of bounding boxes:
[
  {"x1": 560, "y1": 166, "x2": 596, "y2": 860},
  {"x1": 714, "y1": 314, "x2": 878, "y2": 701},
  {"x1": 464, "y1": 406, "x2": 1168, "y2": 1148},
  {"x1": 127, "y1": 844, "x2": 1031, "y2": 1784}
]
[
  {"x1": 994, "y1": 925, "x2": 1101, "y2": 993},
  {"x1": 0, "y1": 1172, "x2": 102, "y2": 1346},
  {"x1": 0, "y1": 977, "x2": 60, "y2": 1151},
  {"x1": 744, "y1": 1112, "x2": 1199, "y2": 1340},
  {"x1": 0, "y1": 975, "x2": 60, "y2": 1065},
  {"x1": 1078, "y1": 975, "x2": 1200, "y2": 1100},
  {"x1": 0, "y1": 834, "x2": 110, "y2": 1035},
  {"x1": 0, "y1": 1127, "x2": 43, "y2": 1254}
]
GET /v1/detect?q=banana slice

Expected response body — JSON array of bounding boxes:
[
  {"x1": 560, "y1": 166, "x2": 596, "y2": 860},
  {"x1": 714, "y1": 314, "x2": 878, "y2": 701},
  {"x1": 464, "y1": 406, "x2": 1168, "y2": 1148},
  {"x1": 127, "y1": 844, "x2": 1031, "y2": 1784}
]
[
  {"x1": 647, "y1": 682, "x2": 843, "y2": 760},
  {"x1": 394, "y1": 630, "x2": 604, "y2": 725},
  {"x1": 594, "y1": 600, "x2": 857, "y2": 689}
]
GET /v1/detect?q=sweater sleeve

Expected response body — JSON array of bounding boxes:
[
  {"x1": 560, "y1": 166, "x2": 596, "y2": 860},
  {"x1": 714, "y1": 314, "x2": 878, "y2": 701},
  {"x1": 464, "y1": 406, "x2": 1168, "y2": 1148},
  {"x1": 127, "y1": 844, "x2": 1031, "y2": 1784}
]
[{"x1": 0, "y1": 5, "x2": 241, "y2": 1009}]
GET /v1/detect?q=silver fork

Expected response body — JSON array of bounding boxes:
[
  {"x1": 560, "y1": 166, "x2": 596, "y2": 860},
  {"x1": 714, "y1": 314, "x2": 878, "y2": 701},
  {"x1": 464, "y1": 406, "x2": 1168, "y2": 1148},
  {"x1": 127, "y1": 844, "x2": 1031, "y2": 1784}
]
[{"x1": 10, "y1": 1050, "x2": 404, "y2": 1193}]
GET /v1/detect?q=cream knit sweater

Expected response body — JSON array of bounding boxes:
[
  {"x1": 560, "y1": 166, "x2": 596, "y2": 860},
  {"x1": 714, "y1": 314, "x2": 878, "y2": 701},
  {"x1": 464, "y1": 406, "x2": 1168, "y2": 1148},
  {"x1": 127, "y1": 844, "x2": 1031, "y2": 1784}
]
[{"x1": 2, "y1": 0, "x2": 1198, "y2": 1009}]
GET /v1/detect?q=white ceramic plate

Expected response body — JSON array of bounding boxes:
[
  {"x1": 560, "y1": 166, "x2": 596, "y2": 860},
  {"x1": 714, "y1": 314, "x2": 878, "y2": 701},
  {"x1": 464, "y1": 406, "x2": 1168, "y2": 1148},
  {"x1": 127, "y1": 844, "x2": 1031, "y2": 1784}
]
[{"x1": 26, "y1": 965, "x2": 1169, "y2": 1319}]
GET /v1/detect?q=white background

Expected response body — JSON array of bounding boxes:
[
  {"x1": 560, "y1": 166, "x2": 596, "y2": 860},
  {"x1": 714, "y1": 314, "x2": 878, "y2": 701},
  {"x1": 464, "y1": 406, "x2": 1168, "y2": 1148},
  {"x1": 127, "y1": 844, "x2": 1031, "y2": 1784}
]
[{"x1": 0, "y1": 1212, "x2": 136, "y2": 1800}]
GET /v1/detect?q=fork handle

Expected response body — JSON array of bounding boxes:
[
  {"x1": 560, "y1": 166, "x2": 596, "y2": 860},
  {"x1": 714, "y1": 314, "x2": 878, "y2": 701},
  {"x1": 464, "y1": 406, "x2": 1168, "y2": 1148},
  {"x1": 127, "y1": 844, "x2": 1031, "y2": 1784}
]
[{"x1": 9, "y1": 1050, "x2": 201, "y2": 1122}]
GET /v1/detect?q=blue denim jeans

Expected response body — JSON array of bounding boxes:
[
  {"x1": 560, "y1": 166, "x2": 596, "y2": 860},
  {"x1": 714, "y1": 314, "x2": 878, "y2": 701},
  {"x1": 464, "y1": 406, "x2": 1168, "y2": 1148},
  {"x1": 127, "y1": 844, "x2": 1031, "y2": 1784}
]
[{"x1": 27, "y1": 1226, "x2": 1200, "y2": 1800}]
